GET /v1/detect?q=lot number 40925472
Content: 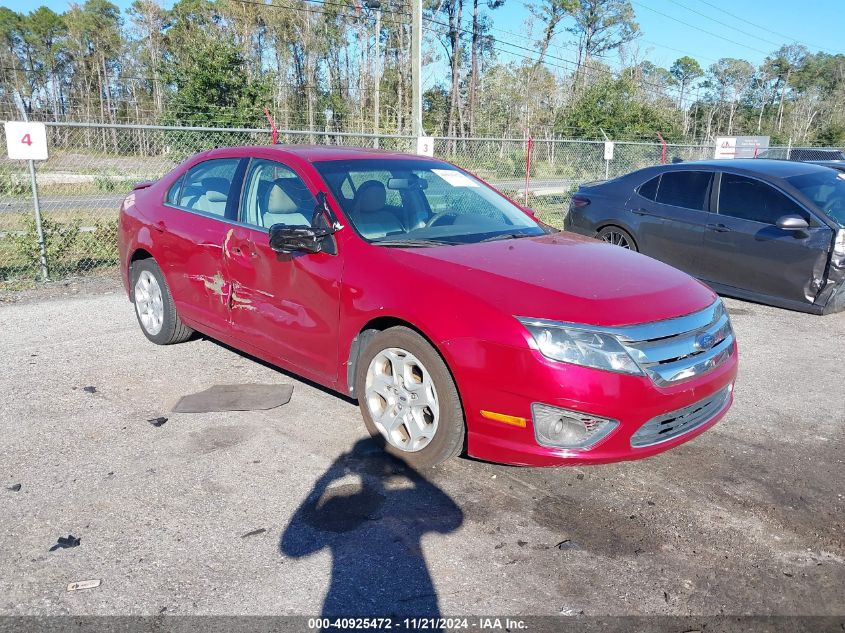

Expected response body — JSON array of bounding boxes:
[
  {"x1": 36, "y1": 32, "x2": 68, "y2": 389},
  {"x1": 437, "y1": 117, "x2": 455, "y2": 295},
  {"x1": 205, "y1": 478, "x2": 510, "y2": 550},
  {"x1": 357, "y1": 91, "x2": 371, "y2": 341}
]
[{"x1": 4, "y1": 121, "x2": 49, "y2": 161}]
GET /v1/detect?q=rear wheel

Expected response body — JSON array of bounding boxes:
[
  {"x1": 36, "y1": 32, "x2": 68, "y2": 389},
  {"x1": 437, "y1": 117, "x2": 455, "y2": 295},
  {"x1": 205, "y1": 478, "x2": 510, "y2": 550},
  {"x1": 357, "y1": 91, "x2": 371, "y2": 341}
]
[
  {"x1": 131, "y1": 258, "x2": 193, "y2": 345},
  {"x1": 597, "y1": 226, "x2": 638, "y2": 251},
  {"x1": 356, "y1": 327, "x2": 465, "y2": 468}
]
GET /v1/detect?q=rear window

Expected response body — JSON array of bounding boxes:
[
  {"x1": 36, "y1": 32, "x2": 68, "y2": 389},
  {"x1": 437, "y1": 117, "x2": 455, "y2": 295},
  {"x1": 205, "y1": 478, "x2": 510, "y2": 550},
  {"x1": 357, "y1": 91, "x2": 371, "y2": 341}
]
[
  {"x1": 655, "y1": 171, "x2": 712, "y2": 210},
  {"x1": 174, "y1": 158, "x2": 242, "y2": 218},
  {"x1": 637, "y1": 176, "x2": 659, "y2": 201}
]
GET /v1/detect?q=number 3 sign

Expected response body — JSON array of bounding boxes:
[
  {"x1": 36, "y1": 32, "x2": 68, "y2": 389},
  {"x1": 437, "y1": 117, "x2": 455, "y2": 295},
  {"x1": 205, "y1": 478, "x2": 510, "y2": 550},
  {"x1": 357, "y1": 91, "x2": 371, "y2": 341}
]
[{"x1": 4, "y1": 121, "x2": 49, "y2": 160}]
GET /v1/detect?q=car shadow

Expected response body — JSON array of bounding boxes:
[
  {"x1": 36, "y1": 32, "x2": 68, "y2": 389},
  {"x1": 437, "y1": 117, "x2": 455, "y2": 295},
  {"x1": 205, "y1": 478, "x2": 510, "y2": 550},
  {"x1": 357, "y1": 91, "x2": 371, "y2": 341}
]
[
  {"x1": 279, "y1": 437, "x2": 464, "y2": 622},
  {"x1": 202, "y1": 337, "x2": 358, "y2": 404}
]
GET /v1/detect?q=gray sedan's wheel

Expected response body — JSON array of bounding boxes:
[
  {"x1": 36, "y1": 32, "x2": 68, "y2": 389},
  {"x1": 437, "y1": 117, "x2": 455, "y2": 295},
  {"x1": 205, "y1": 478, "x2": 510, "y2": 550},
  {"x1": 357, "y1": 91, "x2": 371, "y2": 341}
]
[
  {"x1": 356, "y1": 327, "x2": 464, "y2": 468},
  {"x1": 597, "y1": 226, "x2": 638, "y2": 251},
  {"x1": 131, "y1": 258, "x2": 193, "y2": 345}
]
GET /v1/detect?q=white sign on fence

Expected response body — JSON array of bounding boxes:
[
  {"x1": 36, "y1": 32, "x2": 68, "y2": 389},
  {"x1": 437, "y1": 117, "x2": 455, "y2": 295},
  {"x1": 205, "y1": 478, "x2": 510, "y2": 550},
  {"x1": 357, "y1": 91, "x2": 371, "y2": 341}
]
[
  {"x1": 603, "y1": 141, "x2": 614, "y2": 161},
  {"x1": 416, "y1": 136, "x2": 434, "y2": 157},
  {"x1": 714, "y1": 135, "x2": 769, "y2": 160},
  {"x1": 4, "y1": 121, "x2": 49, "y2": 160}
]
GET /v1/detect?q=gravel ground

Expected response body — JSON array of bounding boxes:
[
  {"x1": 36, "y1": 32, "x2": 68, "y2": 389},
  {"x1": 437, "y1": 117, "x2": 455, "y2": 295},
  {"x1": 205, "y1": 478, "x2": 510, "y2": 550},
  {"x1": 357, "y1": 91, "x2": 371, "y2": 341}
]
[{"x1": 0, "y1": 282, "x2": 843, "y2": 621}]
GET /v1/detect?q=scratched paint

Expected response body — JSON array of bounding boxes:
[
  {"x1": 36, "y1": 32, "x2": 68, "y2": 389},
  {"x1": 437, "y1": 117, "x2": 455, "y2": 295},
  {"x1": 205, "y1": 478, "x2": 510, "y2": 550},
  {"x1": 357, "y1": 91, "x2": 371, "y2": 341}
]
[
  {"x1": 231, "y1": 293, "x2": 257, "y2": 311},
  {"x1": 187, "y1": 273, "x2": 227, "y2": 296},
  {"x1": 222, "y1": 228, "x2": 234, "y2": 259}
]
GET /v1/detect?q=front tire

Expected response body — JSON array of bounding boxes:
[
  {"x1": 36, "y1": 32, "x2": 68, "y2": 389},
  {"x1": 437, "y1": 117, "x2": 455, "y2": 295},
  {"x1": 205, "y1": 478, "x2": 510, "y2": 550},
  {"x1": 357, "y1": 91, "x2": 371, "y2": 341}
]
[
  {"x1": 130, "y1": 258, "x2": 193, "y2": 345},
  {"x1": 597, "y1": 225, "x2": 638, "y2": 251},
  {"x1": 356, "y1": 326, "x2": 465, "y2": 468}
]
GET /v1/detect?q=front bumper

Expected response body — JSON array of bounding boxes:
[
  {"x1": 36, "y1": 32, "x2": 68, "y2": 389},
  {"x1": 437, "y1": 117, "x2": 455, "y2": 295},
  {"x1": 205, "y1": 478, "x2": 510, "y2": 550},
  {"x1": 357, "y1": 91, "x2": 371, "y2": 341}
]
[{"x1": 442, "y1": 338, "x2": 738, "y2": 467}]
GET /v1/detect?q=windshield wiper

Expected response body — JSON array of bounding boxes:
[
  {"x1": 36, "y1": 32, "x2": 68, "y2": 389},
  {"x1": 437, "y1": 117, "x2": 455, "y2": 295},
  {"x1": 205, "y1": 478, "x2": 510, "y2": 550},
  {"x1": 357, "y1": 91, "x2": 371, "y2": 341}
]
[
  {"x1": 372, "y1": 238, "x2": 456, "y2": 248},
  {"x1": 478, "y1": 232, "x2": 530, "y2": 243}
]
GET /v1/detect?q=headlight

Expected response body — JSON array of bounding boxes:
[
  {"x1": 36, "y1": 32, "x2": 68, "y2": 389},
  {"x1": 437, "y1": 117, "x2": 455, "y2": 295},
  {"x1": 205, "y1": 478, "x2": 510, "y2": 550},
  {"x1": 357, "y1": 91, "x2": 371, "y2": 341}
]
[
  {"x1": 834, "y1": 229, "x2": 845, "y2": 257},
  {"x1": 517, "y1": 318, "x2": 642, "y2": 375}
]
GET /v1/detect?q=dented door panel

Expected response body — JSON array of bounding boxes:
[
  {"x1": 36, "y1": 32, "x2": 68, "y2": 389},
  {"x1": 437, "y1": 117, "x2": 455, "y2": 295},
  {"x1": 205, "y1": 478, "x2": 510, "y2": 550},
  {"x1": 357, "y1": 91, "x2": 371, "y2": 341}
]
[
  {"x1": 223, "y1": 225, "x2": 344, "y2": 382},
  {"x1": 701, "y1": 217, "x2": 833, "y2": 307},
  {"x1": 157, "y1": 207, "x2": 232, "y2": 331}
]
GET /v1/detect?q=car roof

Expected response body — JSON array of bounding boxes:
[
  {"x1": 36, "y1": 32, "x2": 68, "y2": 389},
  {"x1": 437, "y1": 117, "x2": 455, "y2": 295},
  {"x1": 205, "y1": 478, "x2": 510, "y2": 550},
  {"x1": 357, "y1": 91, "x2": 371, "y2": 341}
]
[
  {"x1": 652, "y1": 158, "x2": 834, "y2": 179},
  {"x1": 206, "y1": 144, "x2": 432, "y2": 163}
]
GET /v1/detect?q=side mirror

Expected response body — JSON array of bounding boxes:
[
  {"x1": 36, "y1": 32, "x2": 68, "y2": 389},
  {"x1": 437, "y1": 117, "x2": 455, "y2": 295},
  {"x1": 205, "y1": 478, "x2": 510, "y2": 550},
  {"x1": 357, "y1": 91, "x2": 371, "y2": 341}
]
[
  {"x1": 521, "y1": 206, "x2": 537, "y2": 217},
  {"x1": 268, "y1": 224, "x2": 325, "y2": 254},
  {"x1": 775, "y1": 214, "x2": 809, "y2": 231}
]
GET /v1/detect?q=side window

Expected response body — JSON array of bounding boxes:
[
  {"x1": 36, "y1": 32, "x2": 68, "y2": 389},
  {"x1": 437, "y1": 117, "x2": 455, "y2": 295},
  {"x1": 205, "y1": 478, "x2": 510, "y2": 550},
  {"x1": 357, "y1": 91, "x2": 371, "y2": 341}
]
[
  {"x1": 655, "y1": 171, "x2": 712, "y2": 211},
  {"x1": 638, "y1": 176, "x2": 659, "y2": 201},
  {"x1": 718, "y1": 174, "x2": 805, "y2": 224},
  {"x1": 176, "y1": 158, "x2": 241, "y2": 218},
  {"x1": 166, "y1": 175, "x2": 184, "y2": 205},
  {"x1": 240, "y1": 159, "x2": 317, "y2": 228}
]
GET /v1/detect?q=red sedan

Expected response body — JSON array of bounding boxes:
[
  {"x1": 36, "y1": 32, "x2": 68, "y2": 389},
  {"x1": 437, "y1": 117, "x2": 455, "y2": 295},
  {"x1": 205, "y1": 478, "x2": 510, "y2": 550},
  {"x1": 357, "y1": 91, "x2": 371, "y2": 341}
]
[{"x1": 118, "y1": 145, "x2": 738, "y2": 468}]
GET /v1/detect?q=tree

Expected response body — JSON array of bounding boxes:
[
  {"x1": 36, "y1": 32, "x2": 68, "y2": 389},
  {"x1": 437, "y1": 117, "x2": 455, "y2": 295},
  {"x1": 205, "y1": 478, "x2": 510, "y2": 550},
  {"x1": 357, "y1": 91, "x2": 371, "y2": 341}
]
[
  {"x1": 669, "y1": 56, "x2": 702, "y2": 108},
  {"x1": 568, "y1": 0, "x2": 638, "y2": 88},
  {"x1": 557, "y1": 74, "x2": 680, "y2": 139},
  {"x1": 763, "y1": 44, "x2": 807, "y2": 133},
  {"x1": 707, "y1": 57, "x2": 754, "y2": 135},
  {"x1": 529, "y1": 0, "x2": 577, "y2": 65},
  {"x1": 161, "y1": 0, "x2": 270, "y2": 129}
]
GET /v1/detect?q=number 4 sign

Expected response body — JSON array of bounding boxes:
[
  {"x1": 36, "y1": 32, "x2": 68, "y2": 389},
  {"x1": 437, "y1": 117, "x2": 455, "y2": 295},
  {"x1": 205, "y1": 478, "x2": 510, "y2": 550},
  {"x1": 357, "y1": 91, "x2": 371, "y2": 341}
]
[{"x1": 4, "y1": 121, "x2": 49, "y2": 160}]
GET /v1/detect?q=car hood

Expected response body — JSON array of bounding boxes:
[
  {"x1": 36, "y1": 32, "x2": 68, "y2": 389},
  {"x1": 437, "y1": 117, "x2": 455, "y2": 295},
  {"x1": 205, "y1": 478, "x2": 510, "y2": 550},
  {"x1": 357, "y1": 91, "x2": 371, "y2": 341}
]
[{"x1": 389, "y1": 232, "x2": 716, "y2": 327}]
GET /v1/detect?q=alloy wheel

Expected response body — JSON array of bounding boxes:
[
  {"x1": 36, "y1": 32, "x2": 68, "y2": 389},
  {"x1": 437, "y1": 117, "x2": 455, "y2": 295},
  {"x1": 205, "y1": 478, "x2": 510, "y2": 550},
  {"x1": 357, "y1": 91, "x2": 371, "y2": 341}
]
[
  {"x1": 600, "y1": 230, "x2": 632, "y2": 249},
  {"x1": 364, "y1": 347, "x2": 440, "y2": 452},
  {"x1": 134, "y1": 270, "x2": 164, "y2": 336}
]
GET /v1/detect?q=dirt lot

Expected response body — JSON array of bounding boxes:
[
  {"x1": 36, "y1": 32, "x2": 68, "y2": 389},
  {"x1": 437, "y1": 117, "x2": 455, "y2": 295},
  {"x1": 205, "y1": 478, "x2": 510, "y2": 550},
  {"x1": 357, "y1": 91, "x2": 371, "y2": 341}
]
[{"x1": 0, "y1": 281, "x2": 843, "y2": 623}]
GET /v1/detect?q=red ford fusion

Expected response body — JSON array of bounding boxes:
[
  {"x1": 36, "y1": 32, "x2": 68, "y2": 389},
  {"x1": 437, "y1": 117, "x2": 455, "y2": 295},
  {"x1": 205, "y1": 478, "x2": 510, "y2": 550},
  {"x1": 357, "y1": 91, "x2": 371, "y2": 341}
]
[{"x1": 118, "y1": 145, "x2": 738, "y2": 468}]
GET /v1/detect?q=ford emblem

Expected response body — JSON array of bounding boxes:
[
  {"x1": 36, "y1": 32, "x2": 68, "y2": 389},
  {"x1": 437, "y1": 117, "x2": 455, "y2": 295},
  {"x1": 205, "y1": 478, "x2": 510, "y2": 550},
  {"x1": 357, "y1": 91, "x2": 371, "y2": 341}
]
[{"x1": 694, "y1": 332, "x2": 716, "y2": 351}]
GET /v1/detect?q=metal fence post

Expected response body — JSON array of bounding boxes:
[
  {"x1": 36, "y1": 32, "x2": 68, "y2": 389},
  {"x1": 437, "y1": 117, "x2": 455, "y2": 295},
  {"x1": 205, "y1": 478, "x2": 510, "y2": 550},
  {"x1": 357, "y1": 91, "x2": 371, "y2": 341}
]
[{"x1": 27, "y1": 159, "x2": 49, "y2": 281}]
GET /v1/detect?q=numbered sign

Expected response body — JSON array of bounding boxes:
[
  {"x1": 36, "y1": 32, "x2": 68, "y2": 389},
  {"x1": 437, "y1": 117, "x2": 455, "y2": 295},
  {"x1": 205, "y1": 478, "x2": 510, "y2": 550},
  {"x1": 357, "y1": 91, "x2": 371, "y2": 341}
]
[
  {"x1": 416, "y1": 136, "x2": 434, "y2": 157},
  {"x1": 4, "y1": 121, "x2": 48, "y2": 160},
  {"x1": 603, "y1": 141, "x2": 614, "y2": 161}
]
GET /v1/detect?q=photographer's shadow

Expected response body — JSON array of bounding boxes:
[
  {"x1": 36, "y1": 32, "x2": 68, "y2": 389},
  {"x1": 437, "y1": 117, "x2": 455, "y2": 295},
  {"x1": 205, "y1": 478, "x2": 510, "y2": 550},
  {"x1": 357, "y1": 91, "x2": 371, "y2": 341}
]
[{"x1": 280, "y1": 437, "x2": 464, "y2": 618}]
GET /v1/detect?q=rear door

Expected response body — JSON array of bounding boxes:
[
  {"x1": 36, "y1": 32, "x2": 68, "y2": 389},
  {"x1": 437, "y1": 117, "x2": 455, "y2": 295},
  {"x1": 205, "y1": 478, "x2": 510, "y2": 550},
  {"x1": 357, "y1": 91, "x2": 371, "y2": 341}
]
[
  {"x1": 223, "y1": 157, "x2": 344, "y2": 383},
  {"x1": 157, "y1": 157, "x2": 246, "y2": 332},
  {"x1": 626, "y1": 170, "x2": 713, "y2": 275},
  {"x1": 700, "y1": 172, "x2": 834, "y2": 303},
  {"x1": 622, "y1": 174, "x2": 664, "y2": 253}
]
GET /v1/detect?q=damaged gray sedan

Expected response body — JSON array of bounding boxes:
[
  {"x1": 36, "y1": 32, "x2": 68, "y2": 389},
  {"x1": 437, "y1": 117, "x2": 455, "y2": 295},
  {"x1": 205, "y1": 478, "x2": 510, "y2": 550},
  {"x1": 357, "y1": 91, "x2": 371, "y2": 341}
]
[{"x1": 566, "y1": 160, "x2": 845, "y2": 314}]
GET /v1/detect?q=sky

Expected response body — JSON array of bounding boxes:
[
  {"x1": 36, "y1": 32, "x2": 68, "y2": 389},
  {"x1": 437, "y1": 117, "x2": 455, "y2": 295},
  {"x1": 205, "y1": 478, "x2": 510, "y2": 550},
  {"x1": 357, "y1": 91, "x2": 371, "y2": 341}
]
[{"x1": 3, "y1": 0, "x2": 843, "y2": 78}]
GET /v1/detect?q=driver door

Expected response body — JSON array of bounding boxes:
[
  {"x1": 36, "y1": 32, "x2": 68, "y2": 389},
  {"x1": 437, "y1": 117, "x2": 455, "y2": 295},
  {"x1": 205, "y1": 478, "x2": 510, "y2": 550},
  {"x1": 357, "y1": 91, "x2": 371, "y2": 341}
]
[
  {"x1": 699, "y1": 172, "x2": 834, "y2": 304},
  {"x1": 223, "y1": 158, "x2": 344, "y2": 383}
]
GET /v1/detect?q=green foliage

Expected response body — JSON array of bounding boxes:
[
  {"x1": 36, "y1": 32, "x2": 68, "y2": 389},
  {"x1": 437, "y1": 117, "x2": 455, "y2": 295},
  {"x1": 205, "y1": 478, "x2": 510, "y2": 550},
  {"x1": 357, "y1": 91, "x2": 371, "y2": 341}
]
[
  {"x1": 6, "y1": 215, "x2": 118, "y2": 281},
  {"x1": 558, "y1": 75, "x2": 681, "y2": 140},
  {"x1": 0, "y1": 173, "x2": 27, "y2": 197},
  {"x1": 160, "y1": 0, "x2": 270, "y2": 130}
]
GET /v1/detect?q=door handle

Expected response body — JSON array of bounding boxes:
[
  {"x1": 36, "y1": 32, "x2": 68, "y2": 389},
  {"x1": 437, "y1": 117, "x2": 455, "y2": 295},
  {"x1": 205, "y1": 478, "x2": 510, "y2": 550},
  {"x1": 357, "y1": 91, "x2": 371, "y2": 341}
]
[
  {"x1": 153, "y1": 220, "x2": 166, "y2": 233},
  {"x1": 706, "y1": 223, "x2": 731, "y2": 233},
  {"x1": 632, "y1": 208, "x2": 653, "y2": 216}
]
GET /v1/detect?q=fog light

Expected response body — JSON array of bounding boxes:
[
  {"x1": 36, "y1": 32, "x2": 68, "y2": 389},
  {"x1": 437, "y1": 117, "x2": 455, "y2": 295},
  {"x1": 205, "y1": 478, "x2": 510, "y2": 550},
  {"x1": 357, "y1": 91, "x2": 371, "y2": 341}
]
[{"x1": 531, "y1": 403, "x2": 618, "y2": 450}]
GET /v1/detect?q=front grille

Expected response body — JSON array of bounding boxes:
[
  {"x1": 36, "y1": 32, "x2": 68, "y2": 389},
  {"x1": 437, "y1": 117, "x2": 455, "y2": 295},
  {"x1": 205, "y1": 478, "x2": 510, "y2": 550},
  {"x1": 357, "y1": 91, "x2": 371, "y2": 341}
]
[
  {"x1": 630, "y1": 384, "x2": 732, "y2": 448},
  {"x1": 610, "y1": 300, "x2": 735, "y2": 386}
]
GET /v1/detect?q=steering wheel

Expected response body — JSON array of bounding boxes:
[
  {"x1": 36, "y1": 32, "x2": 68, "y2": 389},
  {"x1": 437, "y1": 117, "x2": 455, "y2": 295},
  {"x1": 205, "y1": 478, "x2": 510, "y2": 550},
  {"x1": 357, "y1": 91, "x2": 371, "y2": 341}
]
[{"x1": 425, "y1": 211, "x2": 459, "y2": 228}]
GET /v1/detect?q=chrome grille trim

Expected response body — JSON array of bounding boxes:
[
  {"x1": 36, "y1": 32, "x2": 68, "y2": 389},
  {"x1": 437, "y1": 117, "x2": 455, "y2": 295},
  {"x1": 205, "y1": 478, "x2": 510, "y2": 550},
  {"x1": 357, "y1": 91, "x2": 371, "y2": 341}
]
[
  {"x1": 630, "y1": 384, "x2": 732, "y2": 448},
  {"x1": 519, "y1": 300, "x2": 735, "y2": 385}
]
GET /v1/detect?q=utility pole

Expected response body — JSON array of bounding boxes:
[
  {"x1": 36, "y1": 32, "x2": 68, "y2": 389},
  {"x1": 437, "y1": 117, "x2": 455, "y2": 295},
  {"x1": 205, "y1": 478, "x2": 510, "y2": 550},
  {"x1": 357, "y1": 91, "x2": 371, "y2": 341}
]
[
  {"x1": 411, "y1": 0, "x2": 423, "y2": 137},
  {"x1": 368, "y1": 0, "x2": 382, "y2": 147}
]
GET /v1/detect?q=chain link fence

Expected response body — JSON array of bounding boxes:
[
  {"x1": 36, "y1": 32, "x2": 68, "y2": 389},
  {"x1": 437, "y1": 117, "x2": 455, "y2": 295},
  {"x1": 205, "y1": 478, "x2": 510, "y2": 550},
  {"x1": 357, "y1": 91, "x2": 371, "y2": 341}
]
[{"x1": 1, "y1": 121, "x2": 841, "y2": 288}]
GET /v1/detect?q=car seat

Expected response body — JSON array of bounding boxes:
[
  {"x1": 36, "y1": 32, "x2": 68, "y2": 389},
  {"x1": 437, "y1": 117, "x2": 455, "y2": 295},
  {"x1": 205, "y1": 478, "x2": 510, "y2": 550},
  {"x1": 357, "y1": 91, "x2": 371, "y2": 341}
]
[
  {"x1": 351, "y1": 180, "x2": 404, "y2": 239},
  {"x1": 262, "y1": 180, "x2": 310, "y2": 227}
]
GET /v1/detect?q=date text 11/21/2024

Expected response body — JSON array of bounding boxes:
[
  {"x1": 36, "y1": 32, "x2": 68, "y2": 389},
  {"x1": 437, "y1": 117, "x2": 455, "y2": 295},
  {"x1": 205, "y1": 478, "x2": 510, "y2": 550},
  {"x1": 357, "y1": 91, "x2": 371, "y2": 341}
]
[{"x1": 306, "y1": 618, "x2": 527, "y2": 630}]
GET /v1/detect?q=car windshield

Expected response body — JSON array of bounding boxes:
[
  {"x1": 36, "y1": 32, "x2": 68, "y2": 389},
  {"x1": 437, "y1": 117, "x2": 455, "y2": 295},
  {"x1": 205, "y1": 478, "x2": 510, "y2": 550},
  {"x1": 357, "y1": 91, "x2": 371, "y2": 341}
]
[
  {"x1": 313, "y1": 158, "x2": 547, "y2": 245},
  {"x1": 786, "y1": 169, "x2": 845, "y2": 227}
]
